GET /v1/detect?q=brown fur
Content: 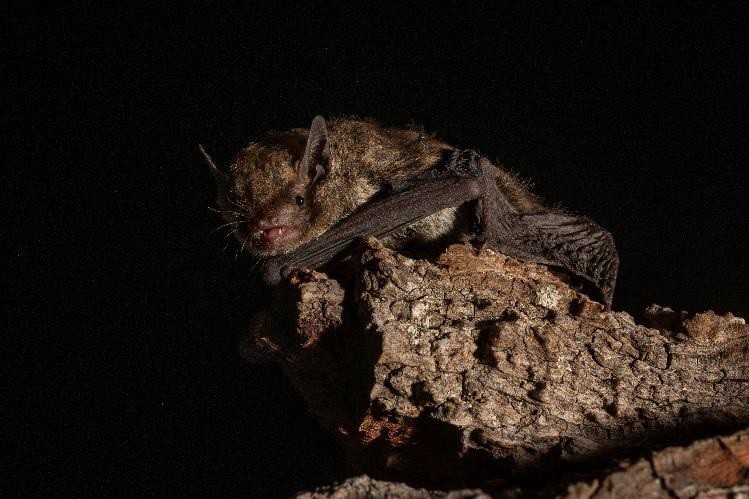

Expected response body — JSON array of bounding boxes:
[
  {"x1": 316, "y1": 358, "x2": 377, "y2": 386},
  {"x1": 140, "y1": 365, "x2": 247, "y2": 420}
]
[{"x1": 221, "y1": 117, "x2": 544, "y2": 257}]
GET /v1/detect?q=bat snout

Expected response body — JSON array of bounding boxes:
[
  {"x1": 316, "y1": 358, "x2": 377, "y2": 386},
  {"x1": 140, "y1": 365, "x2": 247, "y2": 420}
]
[
  {"x1": 248, "y1": 215, "x2": 303, "y2": 249},
  {"x1": 250, "y1": 219, "x2": 282, "y2": 239},
  {"x1": 243, "y1": 200, "x2": 311, "y2": 254},
  {"x1": 258, "y1": 226, "x2": 287, "y2": 243}
]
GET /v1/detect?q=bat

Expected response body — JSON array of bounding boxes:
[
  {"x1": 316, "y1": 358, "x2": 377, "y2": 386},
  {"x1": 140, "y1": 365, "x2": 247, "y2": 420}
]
[{"x1": 202, "y1": 116, "x2": 619, "y2": 309}]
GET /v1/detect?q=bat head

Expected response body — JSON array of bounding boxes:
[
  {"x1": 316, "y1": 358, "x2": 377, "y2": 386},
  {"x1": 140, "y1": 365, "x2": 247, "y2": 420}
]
[{"x1": 204, "y1": 116, "x2": 331, "y2": 256}]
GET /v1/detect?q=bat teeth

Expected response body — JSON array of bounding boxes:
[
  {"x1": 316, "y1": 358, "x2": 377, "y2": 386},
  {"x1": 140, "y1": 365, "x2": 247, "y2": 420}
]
[{"x1": 260, "y1": 226, "x2": 287, "y2": 243}]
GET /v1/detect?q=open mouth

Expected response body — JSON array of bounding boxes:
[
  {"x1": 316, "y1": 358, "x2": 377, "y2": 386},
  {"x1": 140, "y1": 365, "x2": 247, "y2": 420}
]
[
  {"x1": 261, "y1": 226, "x2": 285, "y2": 242},
  {"x1": 253, "y1": 225, "x2": 299, "y2": 247}
]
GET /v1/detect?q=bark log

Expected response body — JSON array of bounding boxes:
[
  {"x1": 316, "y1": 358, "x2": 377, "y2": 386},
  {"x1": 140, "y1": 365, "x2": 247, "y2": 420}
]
[
  {"x1": 294, "y1": 474, "x2": 491, "y2": 499},
  {"x1": 560, "y1": 426, "x2": 749, "y2": 498},
  {"x1": 243, "y1": 238, "x2": 749, "y2": 491},
  {"x1": 295, "y1": 428, "x2": 749, "y2": 498}
]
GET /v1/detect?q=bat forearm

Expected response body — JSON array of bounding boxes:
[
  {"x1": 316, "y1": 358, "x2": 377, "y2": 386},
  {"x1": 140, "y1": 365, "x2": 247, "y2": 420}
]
[{"x1": 262, "y1": 176, "x2": 482, "y2": 285}]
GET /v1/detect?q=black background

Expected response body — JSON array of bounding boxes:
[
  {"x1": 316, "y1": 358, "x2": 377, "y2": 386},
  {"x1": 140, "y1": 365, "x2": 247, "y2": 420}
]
[{"x1": 6, "y1": 3, "x2": 747, "y2": 496}]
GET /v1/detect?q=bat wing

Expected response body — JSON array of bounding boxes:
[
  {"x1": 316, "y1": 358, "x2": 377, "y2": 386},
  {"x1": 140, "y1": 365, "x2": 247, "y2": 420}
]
[
  {"x1": 262, "y1": 149, "x2": 619, "y2": 309},
  {"x1": 487, "y1": 211, "x2": 619, "y2": 310}
]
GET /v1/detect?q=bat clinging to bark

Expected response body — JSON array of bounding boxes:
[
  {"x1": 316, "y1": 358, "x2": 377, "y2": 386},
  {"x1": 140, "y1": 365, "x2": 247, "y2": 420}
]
[{"x1": 202, "y1": 116, "x2": 619, "y2": 309}]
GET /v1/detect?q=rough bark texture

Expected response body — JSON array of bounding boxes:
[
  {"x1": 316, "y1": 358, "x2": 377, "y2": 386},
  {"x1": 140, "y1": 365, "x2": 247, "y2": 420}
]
[
  {"x1": 295, "y1": 428, "x2": 749, "y2": 498},
  {"x1": 560, "y1": 427, "x2": 749, "y2": 499},
  {"x1": 243, "y1": 238, "x2": 749, "y2": 494},
  {"x1": 294, "y1": 474, "x2": 491, "y2": 499}
]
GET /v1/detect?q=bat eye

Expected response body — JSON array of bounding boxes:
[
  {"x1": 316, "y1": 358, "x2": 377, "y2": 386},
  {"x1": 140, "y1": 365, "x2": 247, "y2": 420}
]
[{"x1": 295, "y1": 195, "x2": 305, "y2": 207}]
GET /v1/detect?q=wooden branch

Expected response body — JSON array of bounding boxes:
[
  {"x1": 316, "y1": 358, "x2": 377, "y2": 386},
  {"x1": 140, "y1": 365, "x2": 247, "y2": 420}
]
[
  {"x1": 243, "y1": 238, "x2": 749, "y2": 490},
  {"x1": 294, "y1": 474, "x2": 491, "y2": 498},
  {"x1": 294, "y1": 428, "x2": 749, "y2": 498},
  {"x1": 561, "y1": 427, "x2": 749, "y2": 498}
]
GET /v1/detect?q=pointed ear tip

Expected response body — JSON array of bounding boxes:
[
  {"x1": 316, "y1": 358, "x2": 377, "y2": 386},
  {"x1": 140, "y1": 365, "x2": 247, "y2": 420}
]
[{"x1": 198, "y1": 145, "x2": 224, "y2": 177}]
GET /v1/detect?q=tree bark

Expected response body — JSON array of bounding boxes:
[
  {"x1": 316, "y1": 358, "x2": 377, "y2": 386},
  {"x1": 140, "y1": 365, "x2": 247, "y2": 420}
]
[
  {"x1": 244, "y1": 238, "x2": 749, "y2": 492},
  {"x1": 294, "y1": 474, "x2": 491, "y2": 499},
  {"x1": 560, "y1": 426, "x2": 749, "y2": 499},
  {"x1": 295, "y1": 428, "x2": 749, "y2": 498}
]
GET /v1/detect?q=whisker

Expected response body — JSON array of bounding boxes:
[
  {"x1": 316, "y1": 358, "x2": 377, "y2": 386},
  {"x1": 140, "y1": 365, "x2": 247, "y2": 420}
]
[
  {"x1": 228, "y1": 197, "x2": 254, "y2": 212},
  {"x1": 237, "y1": 231, "x2": 253, "y2": 260},
  {"x1": 249, "y1": 257, "x2": 262, "y2": 272},
  {"x1": 207, "y1": 206, "x2": 246, "y2": 218},
  {"x1": 211, "y1": 220, "x2": 245, "y2": 234}
]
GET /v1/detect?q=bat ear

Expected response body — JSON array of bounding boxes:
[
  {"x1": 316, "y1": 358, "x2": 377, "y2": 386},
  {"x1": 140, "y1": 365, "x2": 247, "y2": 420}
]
[
  {"x1": 300, "y1": 115, "x2": 330, "y2": 185},
  {"x1": 199, "y1": 144, "x2": 230, "y2": 208}
]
